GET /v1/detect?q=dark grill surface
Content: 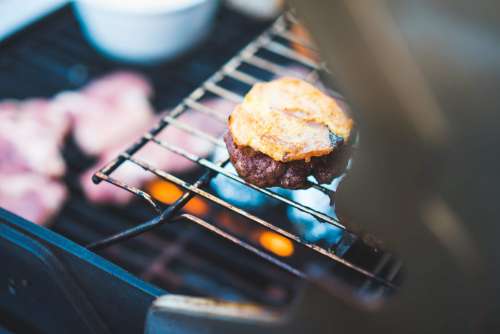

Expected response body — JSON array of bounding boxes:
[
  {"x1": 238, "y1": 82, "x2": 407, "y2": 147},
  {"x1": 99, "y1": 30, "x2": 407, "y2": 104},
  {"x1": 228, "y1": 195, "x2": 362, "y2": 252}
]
[{"x1": 0, "y1": 4, "x2": 401, "y2": 308}]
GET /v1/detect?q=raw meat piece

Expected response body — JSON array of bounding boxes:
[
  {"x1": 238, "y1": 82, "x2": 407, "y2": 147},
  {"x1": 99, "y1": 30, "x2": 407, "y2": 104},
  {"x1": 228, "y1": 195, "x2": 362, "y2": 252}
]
[
  {"x1": 83, "y1": 71, "x2": 153, "y2": 102},
  {"x1": 0, "y1": 99, "x2": 70, "y2": 177},
  {"x1": 0, "y1": 72, "x2": 154, "y2": 221},
  {"x1": 0, "y1": 100, "x2": 18, "y2": 113},
  {"x1": 19, "y1": 98, "x2": 72, "y2": 143},
  {"x1": 0, "y1": 172, "x2": 66, "y2": 226},
  {"x1": 53, "y1": 71, "x2": 154, "y2": 156}
]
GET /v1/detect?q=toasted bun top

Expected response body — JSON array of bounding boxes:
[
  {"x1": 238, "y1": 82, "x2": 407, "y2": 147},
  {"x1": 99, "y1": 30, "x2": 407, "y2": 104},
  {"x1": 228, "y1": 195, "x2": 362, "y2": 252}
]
[{"x1": 228, "y1": 77, "x2": 353, "y2": 162}]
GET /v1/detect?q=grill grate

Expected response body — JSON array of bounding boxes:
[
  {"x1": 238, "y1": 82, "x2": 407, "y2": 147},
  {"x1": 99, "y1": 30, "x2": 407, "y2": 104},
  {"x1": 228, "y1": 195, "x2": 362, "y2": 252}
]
[{"x1": 90, "y1": 13, "x2": 399, "y2": 289}]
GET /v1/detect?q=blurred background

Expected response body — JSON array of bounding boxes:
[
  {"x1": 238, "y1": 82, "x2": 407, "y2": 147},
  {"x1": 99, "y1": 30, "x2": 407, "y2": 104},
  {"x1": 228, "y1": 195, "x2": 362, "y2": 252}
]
[{"x1": 0, "y1": 0, "x2": 66, "y2": 39}]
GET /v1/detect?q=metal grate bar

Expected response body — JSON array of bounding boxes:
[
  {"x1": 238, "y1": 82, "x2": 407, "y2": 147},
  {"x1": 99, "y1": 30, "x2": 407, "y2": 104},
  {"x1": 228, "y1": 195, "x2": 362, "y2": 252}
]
[
  {"x1": 93, "y1": 173, "x2": 162, "y2": 213},
  {"x1": 94, "y1": 121, "x2": 170, "y2": 182},
  {"x1": 359, "y1": 254, "x2": 392, "y2": 292},
  {"x1": 223, "y1": 68, "x2": 261, "y2": 86},
  {"x1": 263, "y1": 40, "x2": 318, "y2": 69},
  {"x1": 285, "y1": 11, "x2": 300, "y2": 25},
  {"x1": 162, "y1": 115, "x2": 225, "y2": 147},
  {"x1": 87, "y1": 169, "x2": 213, "y2": 250},
  {"x1": 184, "y1": 98, "x2": 228, "y2": 122},
  {"x1": 243, "y1": 54, "x2": 289, "y2": 76},
  {"x1": 204, "y1": 82, "x2": 244, "y2": 103},
  {"x1": 179, "y1": 213, "x2": 305, "y2": 278}
]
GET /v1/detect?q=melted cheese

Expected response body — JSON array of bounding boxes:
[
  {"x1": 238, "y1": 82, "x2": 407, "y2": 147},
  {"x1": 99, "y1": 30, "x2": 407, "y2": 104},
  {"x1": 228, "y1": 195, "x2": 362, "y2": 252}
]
[{"x1": 228, "y1": 77, "x2": 353, "y2": 162}]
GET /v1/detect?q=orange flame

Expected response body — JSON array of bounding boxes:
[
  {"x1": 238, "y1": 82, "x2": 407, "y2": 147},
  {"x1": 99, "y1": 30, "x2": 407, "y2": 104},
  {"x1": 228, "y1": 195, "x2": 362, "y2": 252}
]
[
  {"x1": 148, "y1": 180, "x2": 209, "y2": 216},
  {"x1": 259, "y1": 231, "x2": 294, "y2": 257}
]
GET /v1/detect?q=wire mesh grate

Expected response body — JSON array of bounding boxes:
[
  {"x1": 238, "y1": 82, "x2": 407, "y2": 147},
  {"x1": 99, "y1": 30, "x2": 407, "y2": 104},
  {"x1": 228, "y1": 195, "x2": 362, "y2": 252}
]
[{"x1": 89, "y1": 14, "x2": 398, "y2": 289}]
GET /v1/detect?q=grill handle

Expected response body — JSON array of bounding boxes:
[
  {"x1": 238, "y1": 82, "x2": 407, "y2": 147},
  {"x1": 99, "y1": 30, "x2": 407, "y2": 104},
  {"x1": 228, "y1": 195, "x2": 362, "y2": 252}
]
[{"x1": 145, "y1": 295, "x2": 283, "y2": 334}]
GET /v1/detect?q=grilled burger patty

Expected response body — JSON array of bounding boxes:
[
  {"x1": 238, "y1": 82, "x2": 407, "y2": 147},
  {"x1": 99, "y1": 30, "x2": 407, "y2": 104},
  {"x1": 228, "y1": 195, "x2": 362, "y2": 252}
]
[
  {"x1": 224, "y1": 132, "x2": 351, "y2": 189},
  {"x1": 225, "y1": 77, "x2": 354, "y2": 189}
]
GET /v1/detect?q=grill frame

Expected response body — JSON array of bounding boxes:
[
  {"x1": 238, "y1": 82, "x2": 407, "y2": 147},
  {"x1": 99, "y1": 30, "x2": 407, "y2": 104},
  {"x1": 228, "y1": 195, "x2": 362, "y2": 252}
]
[{"x1": 89, "y1": 14, "x2": 399, "y2": 289}]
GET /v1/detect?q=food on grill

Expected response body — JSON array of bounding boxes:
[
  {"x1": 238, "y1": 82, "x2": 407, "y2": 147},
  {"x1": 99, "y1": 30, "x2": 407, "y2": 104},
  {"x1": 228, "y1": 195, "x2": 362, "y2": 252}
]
[
  {"x1": 0, "y1": 70, "x2": 234, "y2": 223},
  {"x1": 0, "y1": 99, "x2": 70, "y2": 177},
  {"x1": 226, "y1": 77, "x2": 353, "y2": 189},
  {"x1": 0, "y1": 71, "x2": 157, "y2": 222},
  {"x1": 0, "y1": 99, "x2": 69, "y2": 225},
  {"x1": 225, "y1": 132, "x2": 351, "y2": 189},
  {"x1": 54, "y1": 71, "x2": 154, "y2": 156},
  {"x1": 0, "y1": 173, "x2": 66, "y2": 225}
]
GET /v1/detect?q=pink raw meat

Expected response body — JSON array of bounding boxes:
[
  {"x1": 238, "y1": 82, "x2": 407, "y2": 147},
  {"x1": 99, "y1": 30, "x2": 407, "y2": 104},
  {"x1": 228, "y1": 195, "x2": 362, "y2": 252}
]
[
  {"x1": 53, "y1": 71, "x2": 154, "y2": 156},
  {"x1": 0, "y1": 172, "x2": 66, "y2": 226},
  {"x1": 20, "y1": 98, "x2": 71, "y2": 143},
  {"x1": 0, "y1": 72, "x2": 155, "y2": 220},
  {"x1": 80, "y1": 99, "x2": 230, "y2": 204},
  {"x1": 83, "y1": 71, "x2": 153, "y2": 102},
  {"x1": 0, "y1": 99, "x2": 70, "y2": 177},
  {"x1": 0, "y1": 100, "x2": 18, "y2": 113}
]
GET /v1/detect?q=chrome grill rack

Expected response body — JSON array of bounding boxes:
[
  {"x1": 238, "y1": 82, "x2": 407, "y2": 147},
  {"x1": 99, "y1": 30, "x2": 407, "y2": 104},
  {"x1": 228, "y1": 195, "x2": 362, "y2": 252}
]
[{"x1": 89, "y1": 13, "x2": 400, "y2": 290}]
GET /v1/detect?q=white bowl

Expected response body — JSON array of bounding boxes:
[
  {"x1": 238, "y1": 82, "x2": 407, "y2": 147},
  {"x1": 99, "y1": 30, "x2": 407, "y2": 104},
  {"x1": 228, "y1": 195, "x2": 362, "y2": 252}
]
[{"x1": 73, "y1": 0, "x2": 219, "y2": 64}]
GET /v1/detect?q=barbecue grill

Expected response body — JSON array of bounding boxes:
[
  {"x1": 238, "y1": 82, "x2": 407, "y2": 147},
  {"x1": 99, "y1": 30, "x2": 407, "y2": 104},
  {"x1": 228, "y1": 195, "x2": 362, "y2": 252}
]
[
  {"x1": 3, "y1": 1, "x2": 499, "y2": 333},
  {"x1": 0, "y1": 5, "x2": 400, "y2": 333}
]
